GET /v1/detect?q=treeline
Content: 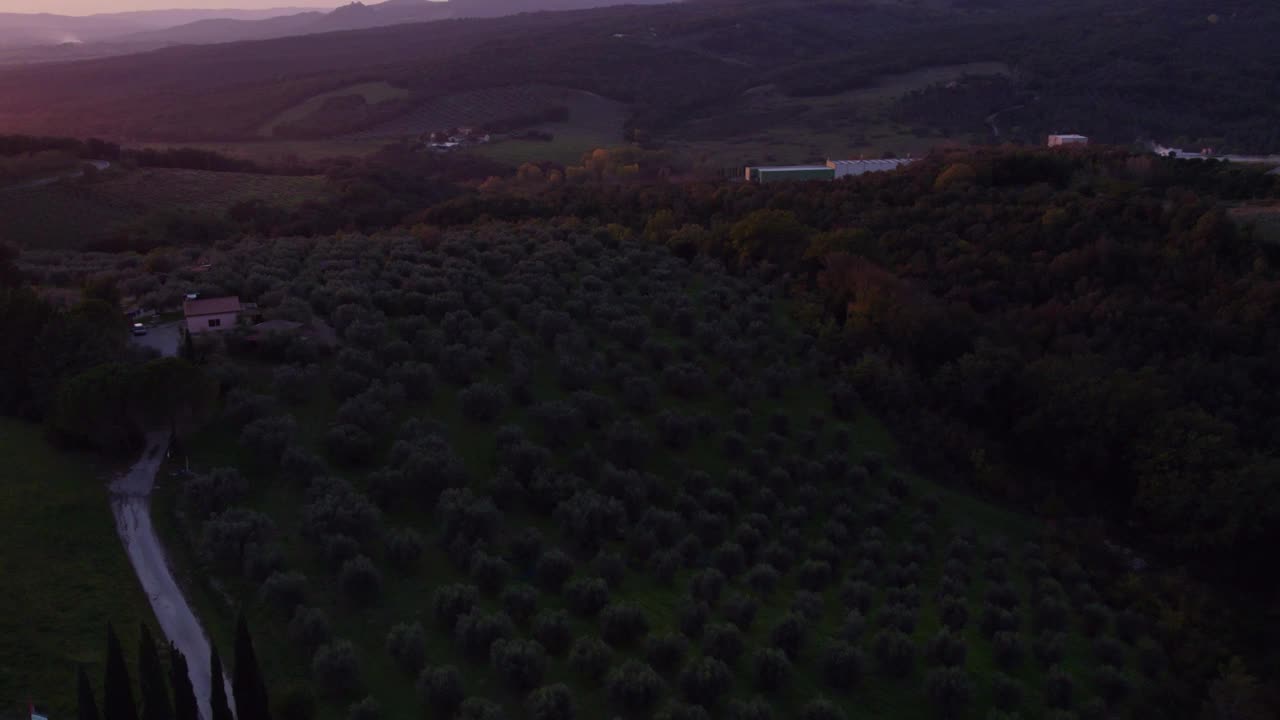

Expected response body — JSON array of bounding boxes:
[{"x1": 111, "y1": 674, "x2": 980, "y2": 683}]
[
  {"x1": 0, "y1": 134, "x2": 120, "y2": 160},
  {"x1": 0, "y1": 247, "x2": 214, "y2": 452},
  {"x1": 77, "y1": 616, "x2": 271, "y2": 720},
  {"x1": 126, "y1": 147, "x2": 316, "y2": 176}
]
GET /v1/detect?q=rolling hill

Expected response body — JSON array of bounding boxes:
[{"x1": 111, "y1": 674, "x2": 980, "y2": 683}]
[{"x1": 0, "y1": 0, "x2": 1275, "y2": 153}]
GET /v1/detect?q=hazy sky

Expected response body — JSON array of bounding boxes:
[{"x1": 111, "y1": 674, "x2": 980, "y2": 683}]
[{"x1": 0, "y1": 0, "x2": 339, "y2": 14}]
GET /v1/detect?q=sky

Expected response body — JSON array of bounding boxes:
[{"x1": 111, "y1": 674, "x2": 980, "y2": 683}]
[{"x1": 0, "y1": 0, "x2": 340, "y2": 14}]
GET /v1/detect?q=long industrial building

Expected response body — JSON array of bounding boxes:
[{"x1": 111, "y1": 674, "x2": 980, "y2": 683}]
[{"x1": 745, "y1": 157, "x2": 917, "y2": 183}]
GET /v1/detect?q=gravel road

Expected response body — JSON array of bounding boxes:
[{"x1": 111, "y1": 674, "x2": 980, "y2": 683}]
[{"x1": 112, "y1": 433, "x2": 233, "y2": 720}]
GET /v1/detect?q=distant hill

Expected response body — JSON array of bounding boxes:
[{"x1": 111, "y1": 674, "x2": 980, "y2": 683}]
[
  {"x1": 0, "y1": 7, "x2": 324, "y2": 48},
  {"x1": 0, "y1": 0, "x2": 1275, "y2": 153},
  {"x1": 0, "y1": 0, "x2": 677, "y2": 60}
]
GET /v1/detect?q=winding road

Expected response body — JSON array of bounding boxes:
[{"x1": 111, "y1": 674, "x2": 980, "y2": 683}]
[{"x1": 117, "y1": 324, "x2": 232, "y2": 720}]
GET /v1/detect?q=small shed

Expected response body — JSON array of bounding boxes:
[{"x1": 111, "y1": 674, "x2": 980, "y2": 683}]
[{"x1": 183, "y1": 296, "x2": 242, "y2": 334}]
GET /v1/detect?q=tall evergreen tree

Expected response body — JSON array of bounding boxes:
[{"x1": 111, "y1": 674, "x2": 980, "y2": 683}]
[
  {"x1": 103, "y1": 623, "x2": 139, "y2": 720},
  {"x1": 168, "y1": 644, "x2": 199, "y2": 720},
  {"x1": 79, "y1": 665, "x2": 102, "y2": 720},
  {"x1": 233, "y1": 613, "x2": 271, "y2": 720},
  {"x1": 138, "y1": 624, "x2": 172, "y2": 720},
  {"x1": 210, "y1": 645, "x2": 234, "y2": 720}
]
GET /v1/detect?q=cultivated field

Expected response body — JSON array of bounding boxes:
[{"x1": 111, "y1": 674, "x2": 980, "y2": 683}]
[
  {"x1": 258, "y1": 82, "x2": 411, "y2": 138},
  {"x1": 0, "y1": 168, "x2": 328, "y2": 250},
  {"x1": 0, "y1": 420, "x2": 156, "y2": 719},
  {"x1": 156, "y1": 227, "x2": 1161, "y2": 720},
  {"x1": 666, "y1": 62, "x2": 1010, "y2": 165}
]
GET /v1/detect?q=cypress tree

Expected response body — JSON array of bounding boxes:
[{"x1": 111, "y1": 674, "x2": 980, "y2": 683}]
[
  {"x1": 233, "y1": 613, "x2": 271, "y2": 720},
  {"x1": 210, "y1": 645, "x2": 234, "y2": 720},
  {"x1": 103, "y1": 622, "x2": 139, "y2": 720},
  {"x1": 138, "y1": 624, "x2": 172, "y2": 720},
  {"x1": 79, "y1": 665, "x2": 101, "y2": 720},
  {"x1": 168, "y1": 644, "x2": 199, "y2": 720}
]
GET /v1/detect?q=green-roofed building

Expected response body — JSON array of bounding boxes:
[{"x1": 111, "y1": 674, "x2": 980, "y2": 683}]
[{"x1": 745, "y1": 165, "x2": 836, "y2": 183}]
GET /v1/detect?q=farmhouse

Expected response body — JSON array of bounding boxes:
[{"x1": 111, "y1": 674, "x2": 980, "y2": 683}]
[
  {"x1": 745, "y1": 165, "x2": 836, "y2": 183},
  {"x1": 1048, "y1": 134, "x2": 1089, "y2": 147},
  {"x1": 183, "y1": 295, "x2": 242, "y2": 334}
]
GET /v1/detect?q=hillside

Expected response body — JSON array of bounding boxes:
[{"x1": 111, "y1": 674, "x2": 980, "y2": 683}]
[{"x1": 0, "y1": 0, "x2": 1276, "y2": 154}]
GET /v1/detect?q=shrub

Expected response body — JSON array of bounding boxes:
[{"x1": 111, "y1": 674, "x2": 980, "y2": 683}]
[
  {"x1": 990, "y1": 672, "x2": 1022, "y2": 711},
  {"x1": 820, "y1": 640, "x2": 866, "y2": 690},
  {"x1": 601, "y1": 602, "x2": 650, "y2": 646},
  {"x1": 457, "y1": 697, "x2": 505, "y2": 720},
  {"x1": 1095, "y1": 664, "x2": 1131, "y2": 703},
  {"x1": 645, "y1": 632, "x2": 690, "y2": 671},
  {"x1": 792, "y1": 590, "x2": 824, "y2": 621},
  {"x1": 432, "y1": 583, "x2": 479, "y2": 628},
  {"x1": 564, "y1": 576, "x2": 609, "y2": 616},
  {"x1": 872, "y1": 629, "x2": 915, "y2": 677},
  {"x1": 347, "y1": 697, "x2": 379, "y2": 720},
  {"x1": 1045, "y1": 666, "x2": 1074, "y2": 709},
  {"x1": 288, "y1": 606, "x2": 330, "y2": 651},
  {"x1": 751, "y1": 648, "x2": 792, "y2": 692},
  {"x1": 690, "y1": 568, "x2": 726, "y2": 606},
  {"x1": 455, "y1": 610, "x2": 516, "y2": 659},
  {"x1": 799, "y1": 698, "x2": 846, "y2": 720},
  {"x1": 469, "y1": 550, "x2": 511, "y2": 594},
  {"x1": 925, "y1": 667, "x2": 973, "y2": 720},
  {"x1": 939, "y1": 597, "x2": 969, "y2": 631},
  {"x1": 723, "y1": 592, "x2": 759, "y2": 631},
  {"x1": 459, "y1": 382, "x2": 506, "y2": 422},
  {"x1": 325, "y1": 424, "x2": 376, "y2": 466},
  {"x1": 535, "y1": 548, "x2": 575, "y2": 590},
  {"x1": 727, "y1": 697, "x2": 774, "y2": 720},
  {"x1": 339, "y1": 555, "x2": 382, "y2": 605},
  {"x1": 384, "y1": 527, "x2": 424, "y2": 570},
  {"x1": 926, "y1": 629, "x2": 967, "y2": 668},
  {"x1": 525, "y1": 684, "x2": 574, "y2": 720},
  {"x1": 312, "y1": 640, "x2": 361, "y2": 697},
  {"x1": 241, "y1": 415, "x2": 298, "y2": 465},
  {"x1": 840, "y1": 580, "x2": 874, "y2": 613},
  {"x1": 260, "y1": 570, "x2": 307, "y2": 612},
  {"x1": 1035, "y1": 597, "x2": 1069, "y2": 632},
  {"x1": 490, "y1": 638, "x2": 547, "y2": 691},
  {"x1": 532, "y1": 610, "x2": 573, "y2": 655},
  {"x1": 980, "y1": 606, "x2": 1018, "y2": 637},
  {"x1": 769, "y1": 613, "x2": 805, "y2": 659},
  {"x1": 1093, "y1": 637, "x2": 1127, "y2": 666},
  {"x1": 992, "y1": 631, "x2": 1024, "y2": 670},
  {"x1": 605, "y1": 660, "x2": 663, "y2": 711},
  {"x1": 386, "y1": 622, "x2": 426, "y2": 674},
  {"x1": 568, "y1": 636, "x2": 612, "y2": 680},
  {"x1": 879, "y1": 603, "x2": 916, "y2": 634},
  {"x1": 1033, "y1": 632, "x2": 1066, "y2": 666},
  {"x1": 500, "y1": 584, "x2": 539, "y2": 625},
  {"x1": 180, "y1": 467, "x2": 248, "y2": 519},
  {"x1": 679, "y1": 657, "x2": 733, "y2": 706}
]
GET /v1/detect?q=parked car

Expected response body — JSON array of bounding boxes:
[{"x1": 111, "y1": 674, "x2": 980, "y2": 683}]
[{"x1": 132, "y1": 322, "x2": 148, "y2": 336}]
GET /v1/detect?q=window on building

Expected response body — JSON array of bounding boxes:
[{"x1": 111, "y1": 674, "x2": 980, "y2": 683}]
[{"x1": 208, "y1": 318, "x2": 221, "y2": 328}]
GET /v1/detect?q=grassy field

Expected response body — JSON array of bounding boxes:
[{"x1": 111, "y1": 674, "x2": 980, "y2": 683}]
[
  {"x1": 151, "y1": 229, "x2": 1152, "y2": 720},
  {"x1": 258, "y1": 81, "x2": 411, "y2": 138},
  {"x1": 0, "y1": 419, "x2": 156, "y2": 720},
  {"x1": 0, "y1": 167, "x2": 328, "y2": 250},
  {"x1": 666, "y1": 62, "x2": 1010, "y2": 166}
]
